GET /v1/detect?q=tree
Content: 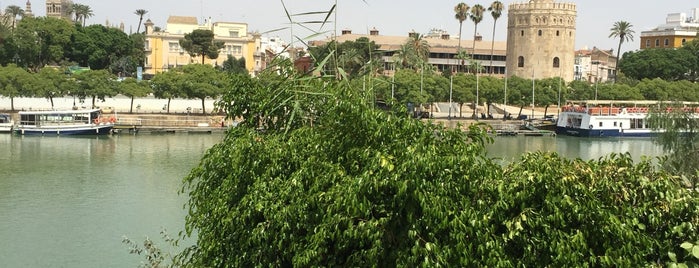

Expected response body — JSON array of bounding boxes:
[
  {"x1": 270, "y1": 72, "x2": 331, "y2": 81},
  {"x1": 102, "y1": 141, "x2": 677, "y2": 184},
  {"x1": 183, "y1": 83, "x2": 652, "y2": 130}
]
[
  {"x1": 177, "y1": 64, "x2": 227, "y2": 115},
  {"x1": 69, "y1": 25, "x2": 135, "y2": 71},
  {"x1": 469, "y1": 4, "x2": 485, "y2": 73},
  {"x1": 118, "y1": 78, "x2": 151, "y2": 113},
  {"x1": 221, "y1": 55, "x2": 247, "y2": 75},
  {"x1": 487, "y1": 1, "x2": 504, "y2": 74},
  {"x1": 151, "y1": 69, "x2": 185, "y2": 113},
  {"x1": 71, "y1": 3, "x2": 93, "y2": 27},
  {"x1": 179, "y1": 29, "x2": 225, "y2": 64},
  {"x1": 454, "y1": 2, "x2": 470, "y2": 72},
  {"x1": 4, "y1": 5, "x2": 23, "y2": 29},
  {"x1": 13, "y1": 17, "x2": 76, "y2": 70},
  {"x1": 0, "y1": 64, "x2": 33, "y2": 111},
  {"x1": 681, "y1": 38, "x2": 699, "y2": 82},
  {"x1": 134, "y1": 9, "x2": 148, "y2": 33},
  {"x1": 609, "y1": 21, "x2": 635, "y2": 82},
  {"x1": 72, "y1": 69, "x2": 117, "y2": 108},
  {"x1": 648, "y1": 103, "x2": 699, "y2": 190},
  {"x1": 35, "y1": 67, "x2": 72, "y2": 108},
  {"x1": 619, "y1": 49, "x2": 694, "y2": 81}
]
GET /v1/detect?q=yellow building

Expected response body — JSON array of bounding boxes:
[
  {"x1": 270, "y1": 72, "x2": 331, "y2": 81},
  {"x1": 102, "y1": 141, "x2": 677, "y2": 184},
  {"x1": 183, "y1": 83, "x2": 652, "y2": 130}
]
[
  {"x1": 640, "y1": 8, "x2": 698, "y2": 49},
  {"x1": 143, "y1": 16, "x2": 262, "y2": 76}
]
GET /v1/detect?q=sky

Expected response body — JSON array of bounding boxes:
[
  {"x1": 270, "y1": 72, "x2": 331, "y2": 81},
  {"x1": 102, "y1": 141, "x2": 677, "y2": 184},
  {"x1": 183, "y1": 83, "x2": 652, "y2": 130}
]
[{"x1": 6, "y1": 0, "x2": 698, "y2": 53}]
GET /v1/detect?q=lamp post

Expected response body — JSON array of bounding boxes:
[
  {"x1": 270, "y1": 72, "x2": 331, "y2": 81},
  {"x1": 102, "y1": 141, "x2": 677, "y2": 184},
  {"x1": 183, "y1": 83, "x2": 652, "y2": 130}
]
[{"x1": 592, "y1": 60, "x2": 600, "y2": 101}]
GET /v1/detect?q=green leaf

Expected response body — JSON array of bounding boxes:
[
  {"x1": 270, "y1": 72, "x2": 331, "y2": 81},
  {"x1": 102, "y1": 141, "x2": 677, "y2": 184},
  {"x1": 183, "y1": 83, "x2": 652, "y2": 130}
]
[
  {"x1": 693, "y1": 245, "x2": 699, "y2": 259},
  {"x1": 681, "y1": 242, "x2": 694, "y2": 250}
]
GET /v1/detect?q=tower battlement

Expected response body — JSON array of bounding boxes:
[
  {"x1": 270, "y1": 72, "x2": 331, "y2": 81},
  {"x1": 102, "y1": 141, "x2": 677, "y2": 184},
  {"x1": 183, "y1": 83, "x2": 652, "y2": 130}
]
[{"x1": 509, "y1": 1, "x2": 576, "y2": 12}]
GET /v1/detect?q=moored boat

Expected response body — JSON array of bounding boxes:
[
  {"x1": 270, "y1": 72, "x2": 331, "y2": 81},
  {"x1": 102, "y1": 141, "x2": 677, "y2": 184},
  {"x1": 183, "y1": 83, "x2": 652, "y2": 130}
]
[
  {"x1": 556, "y1": 100, "x2": 699, "y2": 137},
  {"x1": 0, "y1": 113, "x2": 13, "y2": 133},
  {"x1": 14, "y1": 109, "x2": 115, "y2": 135}
]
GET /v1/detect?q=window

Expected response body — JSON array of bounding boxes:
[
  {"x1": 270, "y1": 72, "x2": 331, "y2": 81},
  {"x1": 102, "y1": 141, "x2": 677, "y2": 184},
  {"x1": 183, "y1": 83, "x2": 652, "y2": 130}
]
[
  {"x1": 168, "y1": 42, "x2": 180, "y2": 52},
  {"x1": 229, "y1": 31, "x2": 239, "y2": 38},
  {"x1": 655, "y1": 39, "x2": 660, "y2": 46},
  {"x1": 614, "y1": 122, "x2": 617, "y2": 127},
  {"x1": 518, "y1": 56, "x2": 524, "y2": 67},
  {"x1": 645, "y1": 39, "x2": 650, "y2": 48},
  {"x1": 144, "y1": 40, "x2": 150, "y2": 50},
  {"x1": 664, "y1": 38, "x2": 669, "y2": 46},
  {"x1": 538, "y1": 30, "x2": 542, "y2": 36},
  {"x1": 682, "y1": 39, "x2": 687, "y2": 45},
  {"x1": 599, "y1": 122, "x2": 603, "y2": 127},
  {"x1": 232, "y1": 45, "x2": 242, "y2": 55},
  {"x1": 553, "y1": 57, "x2": 560, "y2": 68},
  {"x1": 556, "y1": 30, "x2": 560, "y2": 36},
  {"x1": 521, "y1": 30, "x2": 524, "y2": 36}
]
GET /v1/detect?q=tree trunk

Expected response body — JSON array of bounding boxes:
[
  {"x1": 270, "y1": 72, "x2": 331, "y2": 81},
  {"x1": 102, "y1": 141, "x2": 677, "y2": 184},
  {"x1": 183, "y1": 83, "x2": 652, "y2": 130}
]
[
  {"x1": 544, "y1": 105, "x2": 549, "y2": 119},
  {"x1": 92, "y1": 96, "x2": 96, "y2": 108},
  {"x1": 167, "y1": 98, "x2": 171, "y2": 113},
  {"x1": 201, "y1": 98, "x2": 206, "y2": 115},
  {"x1": 459, "y1": 103, "x2": 463, "y2": 118},
  {"x1": 130, "y1": 96, "x2": 134, "y2": 113},
  {"x1": 615, "y1": 39, "x2": 623, "y2": 83},
  {"x1": 489, "y1": 19, "x2": 498, "y2": 74},
  {"x1": 49, "y1": 96, "x2": 54, "y2": 109},
  {"x1": 10, "y1": 97, "x2": 14, "y2": 111},
  {"x1": 201, "y1": 54, "x2": 205, "y2": 65},
  {"x1": 518, "y1": 104, "x2": 524, "y2": 118}
]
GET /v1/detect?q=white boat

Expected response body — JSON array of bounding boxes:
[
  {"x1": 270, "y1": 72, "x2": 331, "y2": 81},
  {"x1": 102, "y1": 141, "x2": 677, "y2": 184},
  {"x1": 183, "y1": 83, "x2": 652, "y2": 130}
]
[
  {"x1": 556, "y1": 100, "x2": 699, "y2": 137},
  {"x1": 0, "y1": 113, "x2": 13, "y2": 133},
  {"x1": 14, "y1": 109, "x2": 115, "y2": 135}
]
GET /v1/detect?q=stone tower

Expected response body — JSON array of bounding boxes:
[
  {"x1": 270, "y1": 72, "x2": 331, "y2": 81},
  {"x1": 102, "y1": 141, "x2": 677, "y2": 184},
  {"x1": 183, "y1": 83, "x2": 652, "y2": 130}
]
[
  {"x1": 506, "y1": 0, "x2": 576, "y2": 81},
  {"x1": 46, "y1": 0, "x2": 73, "y2": 20},
  {"x1": 24, "y1": 0, "x2": 34, "y2": 17}
]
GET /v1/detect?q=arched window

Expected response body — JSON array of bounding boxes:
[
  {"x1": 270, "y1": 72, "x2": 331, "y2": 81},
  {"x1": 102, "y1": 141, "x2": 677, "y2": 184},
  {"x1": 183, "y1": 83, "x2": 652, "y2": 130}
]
[
  {"x1": 682, "y1": 38, "x2": 687, "y2": 45},
  {"x1": 538, "y1": 30, "x2": 542, "y2": 36},
  {"x1": 556, "y1": 30, "x2": 560, "y2": 36},
  {"x1": 664, "y1": 38, "x2": 669, "y2": 46},
  {"x1": 521, "y1": 30, "x2": 524, "y2": 36},
  {"x1": 655, "y1": 39, "x2": 660, "y2": 46},
  {"x1": 553, "y1": 57, "x2": 560, "y2": 68},
  {"x1": 518, "y1": 56, "x2": 524, "y2": 68},
  {"x1": 645, "y1": 39, "x2": 651, "y2": 48}
]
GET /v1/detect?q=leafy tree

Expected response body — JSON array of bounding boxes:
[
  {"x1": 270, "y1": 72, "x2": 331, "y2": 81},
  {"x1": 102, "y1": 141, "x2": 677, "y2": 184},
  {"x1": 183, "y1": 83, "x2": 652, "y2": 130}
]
[
  {"x1": 134, "y1": 9, "x2": 148, "y2": 33},
  {"x1": 71, "y1": 3, "x2": 93, "y2": 27},
  {"x1": 179, "y1": 29, "x2": 225, "y2": 64},
  {"x1": 393, "y1": 34, "x2": 429, "y2": 71},
  {"x1": 72, "y1": 69, "x2": 117, "y2": 108},
  {"x1": 221, "y1": 55, "x2": 247, "y2": 75},
  {"x1": 13, "y1": 17, "x2": 76, "y2": 70},
  {"x1": 309, "y1": 37, "x2": 382, "y2": 78},
  {"x1": 70, "y1": 24, "x2": 134, "y2": 70},
  {"x1": 619, "y1": 48, "x2": 694, "y2": 81},
  {"x1": 118, "y1": 78, "x2": 151, "y2": 113},
  {"x1": 648, "y1": 103, "x2": 699, "y2": 190},
  {"x1": 0, "y1": 64, "x2": 33, "y2": 110},
  {"x1": 609, "y1": 21, "x2": 635, "y2": 82},
  {"x1": 34, "y1": 67, "x2": 73, "y2": 108},
  {"x1": 681, "y1": 38, "x2": 699, "y2": 82},
  {"x1": 487, "y1": 1, "x2": 504, "y2": 74},
  {"x1": 177, "y1": 64, "x2": 227, "y2": 114},
  {"x1": 151, "y1": 69, "x2": 185, "y2": 113}
]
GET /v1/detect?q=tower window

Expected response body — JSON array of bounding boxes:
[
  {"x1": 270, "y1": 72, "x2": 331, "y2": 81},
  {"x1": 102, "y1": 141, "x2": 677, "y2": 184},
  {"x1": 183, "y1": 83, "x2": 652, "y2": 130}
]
[
  {"x1": 556, "y1": 30, "x2": 560, "y2": 36},
  {"x1": 521, "y1": 30, "x2": 524, "y2": 36},
  {"x1": 553, "y1": 57, "x2": 560, "y2": 68},
  {"x1": 538, "y1": 30, "x2": 542, "y2": 36},
  {"x1": 518, "y1": 56, "x2": 524, "y2": 68}
]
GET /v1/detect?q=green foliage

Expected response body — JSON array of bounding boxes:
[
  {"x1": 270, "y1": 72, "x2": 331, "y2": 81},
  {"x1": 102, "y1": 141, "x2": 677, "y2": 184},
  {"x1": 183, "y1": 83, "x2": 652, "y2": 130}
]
[
  {"x1": 0, "y1": 64, "x2": 33, "y2": 110},
  {"x1": 220, "y1": 55, "x2": 247, "y2": 75},
  {"x1": 72, "y1": 69, "x2": 117, "y2": 107},
  {"x1": 177, "y1": 59, "x2": 699, "y2": 267},
  {"x1": 69, "y1": 24, "x2": 135, "y2": 71},
  {"x1": 648, "y1": 103, "x2": 699, "y2": 189},
  {"x1": 118, "y1": 78, "x2": 152, "y2": 113},
  {"x1": 179, "y1": 29, "x2": 225, "y2": 64},
  {"x1": 12, "y1": 17, "x2": 76, "y2": 70},
  {"x1": 309, "y1": 37, "x2": 382, "y2": 78},
  {"x1": 619, "y1": 49, "x2": 695, "y2": 81}
]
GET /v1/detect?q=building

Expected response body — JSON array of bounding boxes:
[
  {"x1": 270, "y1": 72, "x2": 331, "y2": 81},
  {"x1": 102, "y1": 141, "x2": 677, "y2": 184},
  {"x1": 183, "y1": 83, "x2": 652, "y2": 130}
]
[
  {"x1": 45, "y1": 0, "x2": 72, "y2": 20},
  {"x1": 313, "y1": 28, "x2": 508, "y2": 77},
  {"x1": 640, "y1": 8, "x2": 699, "y2": 49},
  {"x1": 143, "y1": 16, "x2": 263, "y2": 76},
  {"x1": 574, "y1": 47, "x2": 616, "y2": 83},
  {"x1": 506, "y1": 0, "x2": 576, "y2": 81}
]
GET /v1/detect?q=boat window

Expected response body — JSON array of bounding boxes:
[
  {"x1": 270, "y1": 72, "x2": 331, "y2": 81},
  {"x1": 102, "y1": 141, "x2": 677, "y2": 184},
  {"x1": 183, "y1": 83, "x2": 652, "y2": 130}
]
[
  {"x1": 613, "y1": 122, "x2": 617, "y2": 127},
  {"x1": 599, "y1": 122, "x2": 603, "y2": 127}
]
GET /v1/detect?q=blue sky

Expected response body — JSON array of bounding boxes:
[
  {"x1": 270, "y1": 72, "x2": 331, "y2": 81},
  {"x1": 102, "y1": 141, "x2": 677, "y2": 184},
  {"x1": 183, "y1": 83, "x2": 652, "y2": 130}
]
[{"x1": 8, "y1": 0, "x2": 697, "y2": 53}]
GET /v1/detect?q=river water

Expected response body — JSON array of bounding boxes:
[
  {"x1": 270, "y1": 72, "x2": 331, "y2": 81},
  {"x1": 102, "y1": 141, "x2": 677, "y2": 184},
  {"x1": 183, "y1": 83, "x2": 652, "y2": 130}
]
[{"x1": 0, "y1": 133, "x2": 665, "y2": 267}]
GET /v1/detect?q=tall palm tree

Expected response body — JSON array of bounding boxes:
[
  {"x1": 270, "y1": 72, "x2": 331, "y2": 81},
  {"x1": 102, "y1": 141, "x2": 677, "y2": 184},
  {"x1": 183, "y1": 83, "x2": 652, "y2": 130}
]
[
  {"x1": 72, "y1": 4, "x2": 93, "y2": 27},
  {"x1": 609, "y1": 21, "x2": 635, "y2": 82},
  {"x1": 135, "y1": 9, "x2": 148, "y2": 33},
  {"x1": 469, "y1": 4, "x2": 485, "y2": 71},
  {"x1": 454, "y1": 2, "x2": 469, "y2": 72},
  {"x1": 487, "y1": 1, "x2": 504, "y2": 75},
  {"x1": 4, "y1": 5, "x2": 24, "y2": 29}
]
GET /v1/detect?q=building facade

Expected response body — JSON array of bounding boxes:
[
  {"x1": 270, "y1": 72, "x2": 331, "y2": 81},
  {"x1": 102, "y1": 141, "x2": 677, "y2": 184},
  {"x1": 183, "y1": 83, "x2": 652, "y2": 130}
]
[
  {"x1": 574, "y1": 47, "x2": 616, "y2": 83},
  {"x1": 320, "y1": 28, "x2": 508, "y2": 77},
  {"x1": 506, "y1": 0, "x2": 576, "y2": 81},
  {"x1": 640, "y1": 8, "x2": 699, "y2": 49},
  {"x1": 143, "y1": 16, "x2": 262, "y2": 76},
  {"x1": 45, "y1": 0, "x2": 72, "y2": 20}
]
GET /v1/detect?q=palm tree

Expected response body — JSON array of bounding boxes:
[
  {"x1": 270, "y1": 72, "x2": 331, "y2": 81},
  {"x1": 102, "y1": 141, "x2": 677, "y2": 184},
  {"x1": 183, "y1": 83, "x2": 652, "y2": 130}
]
[
  {"x1": 487, "y1": 1, "x2": 504, "y2": 75},
  {"x1": 454, "y1": 2, "x2": 470, "y2": 72},
  {"x1": 609, "y1": 21, "x2": 635, "y2": 82},
  {"x1": 4, "y1": 5, "x2": 24, "y2": 29},
  {"x1": 72, "y1": 4, "x2": 93, "y2": 27},
  {"x1": 135, "y1": 9, "x2": 148, "y2": 33},
  {"x1": 469, "y1": 4, "x2": 485, "y2": 72}
]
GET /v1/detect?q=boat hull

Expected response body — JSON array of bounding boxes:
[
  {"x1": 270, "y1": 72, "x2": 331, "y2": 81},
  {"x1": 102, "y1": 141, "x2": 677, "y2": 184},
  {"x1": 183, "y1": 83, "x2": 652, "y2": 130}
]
[
  {"x1": 15, "y1": 125, "x2": 113, "y2": 135},
  {"x1": 555, "y1": 126, "x2": 652, "y2": 137}
]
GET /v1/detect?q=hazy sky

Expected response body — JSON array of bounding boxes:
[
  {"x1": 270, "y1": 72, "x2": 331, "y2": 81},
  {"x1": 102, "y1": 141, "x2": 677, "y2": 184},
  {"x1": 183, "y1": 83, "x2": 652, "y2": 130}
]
[{"x1": 8, "y1": 0, "x2": 698, "y2": 53}]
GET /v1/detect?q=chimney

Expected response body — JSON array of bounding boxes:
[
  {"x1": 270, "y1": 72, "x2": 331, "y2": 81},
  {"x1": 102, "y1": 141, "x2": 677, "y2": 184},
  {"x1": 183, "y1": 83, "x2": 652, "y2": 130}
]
[
  {"x1": 341, "y1": 29, "x2": 352, "y2": 35},
  {"x1": 369, "y1": 28, "x2": 379, "y2": 36}
]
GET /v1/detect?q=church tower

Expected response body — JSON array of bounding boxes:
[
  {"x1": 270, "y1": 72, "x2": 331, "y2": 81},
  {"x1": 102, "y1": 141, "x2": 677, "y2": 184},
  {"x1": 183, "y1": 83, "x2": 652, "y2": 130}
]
[
  {"x1": 46, "y1": 0, "x2": 73, "y2": 20},
  {"x1": 24, "y1": 0, "x2": 34, "y2": 17},
  {"x1": 506, "y1": 0, "x2": 576, "y2": 81}
]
